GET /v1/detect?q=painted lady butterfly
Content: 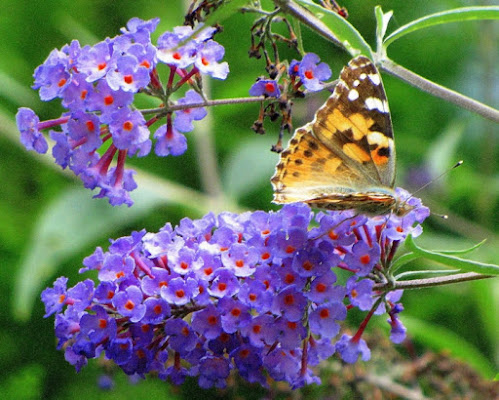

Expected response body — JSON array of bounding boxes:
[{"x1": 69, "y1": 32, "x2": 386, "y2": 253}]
[{"x1": 271, "y1": 55, "x2": 413, "y2": 216}]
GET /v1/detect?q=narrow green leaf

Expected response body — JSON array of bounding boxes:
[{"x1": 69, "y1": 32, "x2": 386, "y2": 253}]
[
  {"x1": 402, "y1": 315, "x2": 496, "y2": 378},
  {"x1": 436, "y1": 239, "x2": 487, "y2": 256},
  {"x1": 384, "y1": 6, "x2": 499, "y2": 48},
  {"x1": 292, "y1": 0, "x2": 372, "y2": 57},
  {"x1": 293, "y1": 15, "x2": 305, "y2": 54},
  {"x1": 391, "y1": 251, "x2": 419, "y2": 272},
  {"x1": 374, "y1": 6, "x2": 393, "y2": 58},
  {"x1": 375, "y1": 6, "x2": 393, "y2": 41},
  {"x1": 405, "y1": 235, "x2": 499, "y2": 275}
]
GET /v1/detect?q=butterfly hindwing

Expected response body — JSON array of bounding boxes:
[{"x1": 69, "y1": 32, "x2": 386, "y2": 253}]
[{"x1": 272, "y1": 124, "x2": 364, "y2": 203}]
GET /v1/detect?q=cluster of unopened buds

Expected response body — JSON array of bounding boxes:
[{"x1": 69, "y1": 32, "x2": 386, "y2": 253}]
[{"x1": 42, "y1": 193, "x2": 429, "y2": 388}]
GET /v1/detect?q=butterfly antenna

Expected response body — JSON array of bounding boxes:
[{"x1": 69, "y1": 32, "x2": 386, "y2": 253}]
[
  {"x1": 432, "y1": 212, "x2": 449, "y2": 220},
  {"x1": 411, "y1": 160, "x2": 463, "y2": 198},
  {"x1": 401, "y1": 160, "x2": 463, "y2": 211}
]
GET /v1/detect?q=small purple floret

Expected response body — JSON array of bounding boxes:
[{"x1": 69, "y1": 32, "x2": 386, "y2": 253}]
[{"x1": 249, "y1": 79, "x2": 281, "y2": 97}]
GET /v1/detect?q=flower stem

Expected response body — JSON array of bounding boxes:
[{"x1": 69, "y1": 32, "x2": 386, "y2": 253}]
[
  {"x1": 140, "y1": 95, "x2": 267, "y2": 115},
  {"x1": 374, "y1": 272, "x2": 495, "y2": 292},
  {"x1": 380, "y1": 58, "x2": 499, "y2": 124},
  {"x1": 352, "y1": 296, "x2": 383, "y2": 342}
]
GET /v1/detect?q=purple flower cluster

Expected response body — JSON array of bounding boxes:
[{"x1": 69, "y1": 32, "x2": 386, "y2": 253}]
[
  {"x1": 16, "y1": 18, "x2": 228, "y2": 206},
  {"x1": 249, "y1": 53, "x2": 331, "y2": 98},
  {"x1": 42, "y1": 189, "x2": 429, "y2": 388}
]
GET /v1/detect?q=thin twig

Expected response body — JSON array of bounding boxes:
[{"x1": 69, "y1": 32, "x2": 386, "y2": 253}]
[
  {"x1": 374, "y1": 272, "x2": 496, "y2": 291},
  {"x1": 140, "y1": 96, "x2": 267, "y2": 115},
  {"x1": 381, "y1": 58, "x2": 499, "y2": 124},
  {"x1": 139, "y1": 83, "x2": 339, "y2": 116}
]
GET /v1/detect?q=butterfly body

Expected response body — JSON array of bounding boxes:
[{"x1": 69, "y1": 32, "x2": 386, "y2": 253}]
[{"x1": 272, "y1": 55, "x2": 412, "y2": 217}]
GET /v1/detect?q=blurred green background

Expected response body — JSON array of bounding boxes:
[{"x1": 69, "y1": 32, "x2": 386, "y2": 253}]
[{"x1": 0, "y1": 0, "x2": 497, "y2": 398}]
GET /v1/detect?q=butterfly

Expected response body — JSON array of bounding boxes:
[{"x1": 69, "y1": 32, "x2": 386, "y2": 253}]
[{"x1": 271, "y1": 55, "x2": 413, "y2": 217}]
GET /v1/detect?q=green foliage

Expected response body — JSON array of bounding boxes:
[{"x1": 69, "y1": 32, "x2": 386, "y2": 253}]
[
  {"x1": 383, "y1": 6, "x2": 499, "y2": 48},
  {"x1": 0, "y1": 0, "x2": 497, "y2": 398},
  {"x1": 402, "y1": 315, "x2": 495, "y2": 378},
  {"x1": 0, "y1": 364, "x2": 45, "y2": 400},
  {"x1": 291, "y1": 0, "x2": 373, "y2": 57},
  {"x1": 394, "y1": 235, "x2": 499, "y2": 275}
]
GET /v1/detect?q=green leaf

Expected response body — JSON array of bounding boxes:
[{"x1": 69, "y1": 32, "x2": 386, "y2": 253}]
[
  {"x1": 435, "y1": 239, "x2": 487, "y2": 256},
  {"x1": 405, "y1": 235, "x2": 499, "y2": 275},
  {"x1": 290, "y1": 0, "x2": 373, "y2": 57},
  {"x1": 395, "y1": 268, "x2": 461, "y2": 281},
  {"x1": 375, "y1": 6, "x2": 393, "y2": 41},
  {"x1": 391, "y1": 251, "x2": 419, "y2": 272},
  {"x1": 293, "y1": 16, "x2": 305, "y2": 54},
  {"x1": 391, "y1": 235, "x2": 484, "y2": 274},
  {"x1": 384, "y1": 6, "x2": 499, "y2": 48},
  {"x1": 374, "y1": 6, "x2": 393, "y2": 58},
  {"x1": 402, "y1": 315, "x2": 496, "y2": 378}
]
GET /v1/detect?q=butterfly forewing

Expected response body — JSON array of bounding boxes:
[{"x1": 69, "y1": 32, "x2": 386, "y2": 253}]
[
  {"x1": 314, "y1": 56, "x2": 395, "y2": 187},
  {"x1": 272, "y1": 55, "x2": 399, "y2": 214}
]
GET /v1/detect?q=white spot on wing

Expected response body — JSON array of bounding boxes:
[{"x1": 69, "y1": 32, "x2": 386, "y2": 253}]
[
  {"x1": 359, "y1": 73, "x2": 367, "y2": 80},
  {"x1": 348, "y1": 89, "x2": 359, "y2": 101},
  {"x1": 368, "y1": 131, "x2": 390, "y2": 146},
  {"x1": 353, "y1": 79, "x2": 360, "y2": 87},
  {"x1": 365, "y1": 97, "x2": 388, "y2": 113},
  {"x1": 368, "y1": 73, "x2": 381, "y2": 85}
]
